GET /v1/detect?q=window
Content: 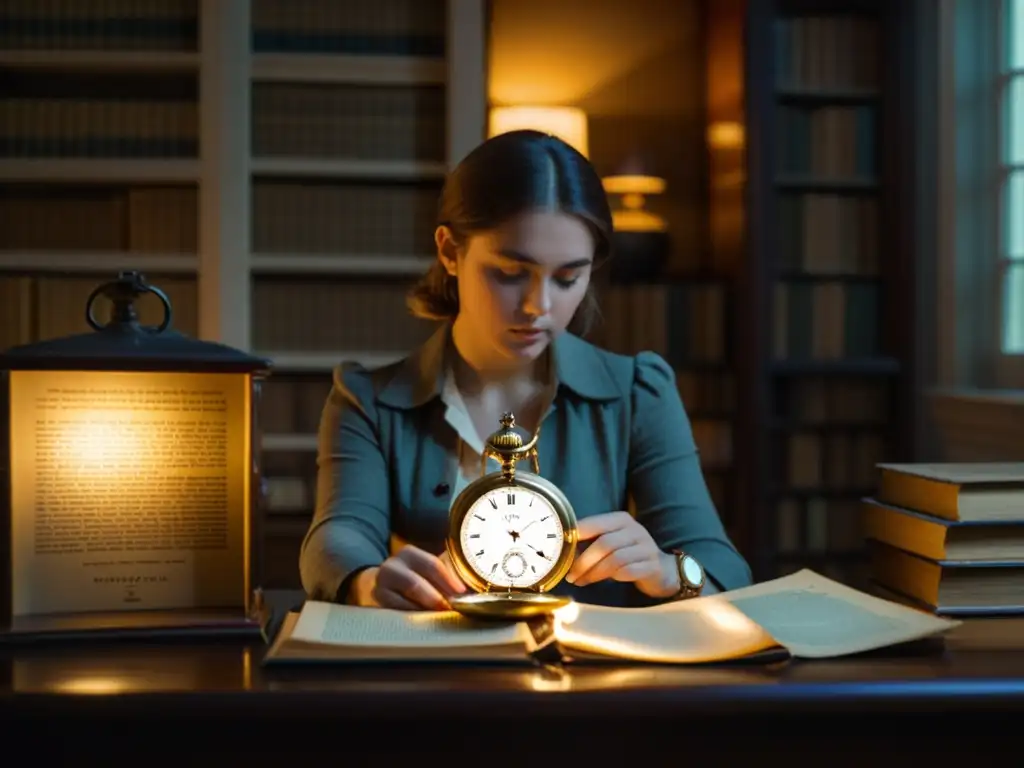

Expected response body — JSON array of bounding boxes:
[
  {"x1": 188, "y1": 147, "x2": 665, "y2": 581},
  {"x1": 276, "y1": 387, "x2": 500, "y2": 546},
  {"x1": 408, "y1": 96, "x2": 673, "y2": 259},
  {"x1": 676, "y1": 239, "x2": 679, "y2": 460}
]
[{"x1": 1001, "y1": 0, "x2": 1024, "y2": 355}]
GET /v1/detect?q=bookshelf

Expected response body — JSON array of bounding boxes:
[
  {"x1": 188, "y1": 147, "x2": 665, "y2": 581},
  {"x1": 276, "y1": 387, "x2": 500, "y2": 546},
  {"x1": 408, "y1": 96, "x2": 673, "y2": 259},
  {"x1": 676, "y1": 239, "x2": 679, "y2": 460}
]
[
  {"x1": 741, "y1": 0, "x2": 919, "y2": 586},
  {"x1": 0, "y1": 0, "x2": 487, "y2": 589}
]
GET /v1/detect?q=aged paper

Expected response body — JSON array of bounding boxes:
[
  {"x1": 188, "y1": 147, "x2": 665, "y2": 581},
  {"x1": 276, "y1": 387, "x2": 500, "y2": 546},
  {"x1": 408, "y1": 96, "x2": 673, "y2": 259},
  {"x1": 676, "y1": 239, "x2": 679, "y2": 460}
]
[
  {"x1": 267, "y1": 603, "x2": 534, "y2": 662},
  {"x1": 9, "y1": 370, "x2": 250, "y2": 615},
  {"x1": 712, "y1": 569, "x2": 960, "y2": 658},
  {"x1": 553, "y1": 599, "x2": 780, "y2": 663},
  {"x1": 292, "y1": 601, "x2": 533, "y2": 648}
]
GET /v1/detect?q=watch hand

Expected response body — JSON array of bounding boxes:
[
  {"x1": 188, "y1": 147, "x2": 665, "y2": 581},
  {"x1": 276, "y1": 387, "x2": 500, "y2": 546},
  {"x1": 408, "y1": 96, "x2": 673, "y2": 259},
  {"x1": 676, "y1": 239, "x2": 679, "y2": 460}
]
[{"x1": 522, "y1": 541, "x2": 551, "y2": 560}]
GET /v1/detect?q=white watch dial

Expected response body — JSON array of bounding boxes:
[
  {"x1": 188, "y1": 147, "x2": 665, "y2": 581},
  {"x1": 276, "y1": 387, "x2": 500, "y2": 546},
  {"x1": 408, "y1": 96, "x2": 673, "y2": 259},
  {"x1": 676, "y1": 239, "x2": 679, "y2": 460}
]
[
  {"x1": 682, "y1": 555, "x2": 703, "y2": 586},
  {"x1": 460, "y1": 486, "x2": 564, "y2": 588}
]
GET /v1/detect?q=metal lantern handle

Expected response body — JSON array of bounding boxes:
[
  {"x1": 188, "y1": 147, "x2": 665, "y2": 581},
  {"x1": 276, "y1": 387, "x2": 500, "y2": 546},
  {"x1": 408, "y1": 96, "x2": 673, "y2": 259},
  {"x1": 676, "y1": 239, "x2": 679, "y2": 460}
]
[{"x1": 85, "y1": 271, "x2": 173, "y2": 334}]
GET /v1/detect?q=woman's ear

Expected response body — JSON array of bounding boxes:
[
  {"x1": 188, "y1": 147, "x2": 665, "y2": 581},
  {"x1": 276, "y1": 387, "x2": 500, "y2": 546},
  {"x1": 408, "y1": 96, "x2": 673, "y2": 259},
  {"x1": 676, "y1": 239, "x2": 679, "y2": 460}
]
[{"x1": 434, "y1": 225, "x2": 459, "y2": 277}]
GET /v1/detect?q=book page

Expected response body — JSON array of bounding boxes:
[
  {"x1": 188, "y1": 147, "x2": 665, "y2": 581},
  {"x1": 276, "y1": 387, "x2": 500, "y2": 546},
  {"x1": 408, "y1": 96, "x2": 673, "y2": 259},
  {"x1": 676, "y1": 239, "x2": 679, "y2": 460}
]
[
  {"x1": 552, "y1": 598, "x2": 781, "y2": 663},
  {"x1": 714, "y1": 569, "x2": 960, "y2": 658},
  {"x1": 9, "y1": 370, "x2": 250, "y2": 615},
  {"x1": 291, "y1": 601, "x2": 534, "y2": 649}
]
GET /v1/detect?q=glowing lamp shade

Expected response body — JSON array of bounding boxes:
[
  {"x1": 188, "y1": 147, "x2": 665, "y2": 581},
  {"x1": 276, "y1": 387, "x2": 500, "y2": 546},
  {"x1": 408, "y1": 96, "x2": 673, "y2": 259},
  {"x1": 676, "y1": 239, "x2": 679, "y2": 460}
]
[
  {"x1": 602, "y1": 175, "x2": 668, "y2": 233},
  {"x1": 602, "y1": 175, "x2": 671, "y2": 282},
  {"x1": 0, "y1": 271, "x2": 271, "y2": 642},
  {"x1": 489, "y1": 105, "x2": 589, "y2": 157}
]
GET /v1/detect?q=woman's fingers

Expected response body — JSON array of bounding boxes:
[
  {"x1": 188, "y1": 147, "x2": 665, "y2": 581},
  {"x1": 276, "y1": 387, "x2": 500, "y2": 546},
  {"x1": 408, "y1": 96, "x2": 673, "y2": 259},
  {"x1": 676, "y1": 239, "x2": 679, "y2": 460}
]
[
  {"x1": 399, "y1": 546, "x2": 466, "y2": 596},
  {"x1": 376, "y1": 558, "x2": 451, "y2": 610}
]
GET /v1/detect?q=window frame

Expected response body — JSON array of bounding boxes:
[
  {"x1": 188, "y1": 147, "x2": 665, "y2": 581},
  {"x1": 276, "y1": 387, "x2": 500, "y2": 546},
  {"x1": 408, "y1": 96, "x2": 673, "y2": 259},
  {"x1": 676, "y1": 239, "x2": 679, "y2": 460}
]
[
  {"x1": 939, "y1": 0, "x2": 1024, "y2": 390},
  {"x1": 997, "y1": 0, "x2": 1024, "y2": 383}
]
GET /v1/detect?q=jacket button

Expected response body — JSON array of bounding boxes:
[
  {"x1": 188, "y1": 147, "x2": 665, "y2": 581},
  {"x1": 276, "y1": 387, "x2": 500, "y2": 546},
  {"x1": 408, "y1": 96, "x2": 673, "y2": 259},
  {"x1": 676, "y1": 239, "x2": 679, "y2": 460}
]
[{"x1": 433, "y1": 482, "x2": 450, "y2": 497}]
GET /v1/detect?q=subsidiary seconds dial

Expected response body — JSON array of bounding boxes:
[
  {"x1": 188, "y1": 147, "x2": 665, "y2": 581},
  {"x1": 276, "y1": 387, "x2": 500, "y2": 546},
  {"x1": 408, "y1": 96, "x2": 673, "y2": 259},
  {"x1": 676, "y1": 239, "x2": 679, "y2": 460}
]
[{"x1": 459, "y1": 486, "x2": 565, "y2": 589}]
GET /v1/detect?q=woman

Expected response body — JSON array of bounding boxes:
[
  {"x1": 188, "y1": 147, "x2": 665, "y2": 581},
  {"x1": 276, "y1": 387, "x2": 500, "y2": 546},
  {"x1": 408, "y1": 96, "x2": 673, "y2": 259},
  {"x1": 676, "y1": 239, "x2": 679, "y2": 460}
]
[{"x1": 299, "y1": 129, "x2": 751, "y2": 611}]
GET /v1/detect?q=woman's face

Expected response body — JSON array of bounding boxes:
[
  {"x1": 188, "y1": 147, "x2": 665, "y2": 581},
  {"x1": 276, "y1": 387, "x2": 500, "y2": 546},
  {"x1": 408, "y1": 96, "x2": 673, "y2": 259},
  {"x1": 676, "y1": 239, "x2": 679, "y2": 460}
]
[{"x1": 440, "y1": 210, "x2": 594, "y2": 364}]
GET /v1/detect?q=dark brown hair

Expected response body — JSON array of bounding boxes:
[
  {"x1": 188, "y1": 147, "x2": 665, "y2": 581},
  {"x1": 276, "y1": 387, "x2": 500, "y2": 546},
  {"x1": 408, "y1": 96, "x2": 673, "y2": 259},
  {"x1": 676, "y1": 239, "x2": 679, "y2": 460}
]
[{"x1": 407, "y1": 129, "x2": 613, "y2": 337}]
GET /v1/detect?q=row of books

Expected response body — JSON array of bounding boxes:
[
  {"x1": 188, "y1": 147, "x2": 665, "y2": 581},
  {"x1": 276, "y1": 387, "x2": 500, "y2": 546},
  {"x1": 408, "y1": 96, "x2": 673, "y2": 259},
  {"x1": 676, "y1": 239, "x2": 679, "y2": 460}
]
[
  {"x1": 772, "y1": 280, "x2": 880, "y2": 360},
  {"x1": 776, "y1": 105, "x2": 876, "y2": 181},
  {"x1": 1, "y1": 91, "x2": 446, "y2": 164},
  {"x1": 0, "y1": 185, "x2": 196, "y2": 253},
  {"x1": 775, "y1": 376, "x2": 889, "y2": 425},
  {"x1": 0, "y1": 180, "x2": 446, "y2": 257},
  {"x1": 250, "y1": 0, "x2": 446, "y2": 55},
  {"x1": 252, "y1": 83, "x2": 446, "y2": 163},
  {"x1": 0, "y1": 0, "x2": 199, "y2": 51},
  {"x1": 783, "y1": 430, "x2": 884, "y2": 492},
  {"x1": 0, "y1": 0, "x2": 446, "y2": 54},
  {"x1": 776, "y1": 496, "x2": 863, "y2": 556},
  {"x1": 864, "y1": 462, "x2": 1024, "y2": 647},
  {"x1": 252, "y1": 179, "x2": 440, "y2": 256},
  {"x1": 777, "y1": 194, "x2": 879, "y2": 276},
  {"x1": 592, "y1": 282, "x2": 729, "y2": 367},
  {"x1": 0, "y1": 99, "x2": 198, "y2": 159},
  {"x1": 774, "y1": 15, "x2": 880, "y2": 91}
]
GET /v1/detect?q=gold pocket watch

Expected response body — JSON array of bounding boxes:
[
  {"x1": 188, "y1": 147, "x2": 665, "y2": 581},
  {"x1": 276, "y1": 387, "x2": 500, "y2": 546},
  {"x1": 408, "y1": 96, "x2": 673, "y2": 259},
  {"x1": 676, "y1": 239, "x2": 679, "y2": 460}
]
[{"x1": 446, "y1": 412, "x2": 578, "y2": 620}]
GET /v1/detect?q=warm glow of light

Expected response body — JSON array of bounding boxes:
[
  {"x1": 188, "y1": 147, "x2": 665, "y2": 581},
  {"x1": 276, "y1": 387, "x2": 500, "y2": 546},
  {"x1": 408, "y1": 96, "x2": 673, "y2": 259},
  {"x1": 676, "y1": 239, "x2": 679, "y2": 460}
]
[
  {"x1": 51, "y1": 411, "x2": 148, "y2": 482},
  {"x1": 707, "y1": 121, "x2": 745, "y2": 149},
  {"x1": 553, "y1": 599, "x2": 581, "y2": 627},
  {"x1": 602, "y1": 175, "x2": 667, "y2": 196},
  {"x1": 489, "y1": 105, "x2": 589, "y2": 157},
  {"x1": 602, "y1": 175, "x2": 668, "y2": 233},
  {"x1": 54, "y1": 676, "x2": 130, "y2": 695}
]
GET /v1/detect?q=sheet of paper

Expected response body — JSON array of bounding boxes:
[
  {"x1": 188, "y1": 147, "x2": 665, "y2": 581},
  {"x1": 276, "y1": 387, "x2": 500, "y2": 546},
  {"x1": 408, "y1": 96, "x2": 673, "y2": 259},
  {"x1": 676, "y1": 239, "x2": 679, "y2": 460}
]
[
  {"x1": 713, "y1": 569, "x2": 960, "y2": 658},
  {"x1": 291, "y1": 601, "x2": 533, "y2": 649},
  {"x1": 9, "y1": 370, "x2": 250, "y2": 615},
  {"x1": 553, "y1": 597, "x2": 780, "y2": 663}
]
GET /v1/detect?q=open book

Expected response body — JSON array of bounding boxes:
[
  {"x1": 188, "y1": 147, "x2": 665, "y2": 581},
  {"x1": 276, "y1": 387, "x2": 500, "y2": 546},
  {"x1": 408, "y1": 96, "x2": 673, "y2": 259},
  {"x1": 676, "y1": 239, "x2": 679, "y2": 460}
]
[{"x1": 262, "y1": 570, "x2": 960, "y2": 666}]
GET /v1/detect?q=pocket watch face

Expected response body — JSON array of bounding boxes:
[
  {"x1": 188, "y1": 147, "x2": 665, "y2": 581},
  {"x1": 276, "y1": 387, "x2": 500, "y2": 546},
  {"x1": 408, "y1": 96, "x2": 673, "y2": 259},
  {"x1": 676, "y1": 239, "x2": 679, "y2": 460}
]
[{"x1": 459, "y1": 485, "x2": 565, "y2": 589}]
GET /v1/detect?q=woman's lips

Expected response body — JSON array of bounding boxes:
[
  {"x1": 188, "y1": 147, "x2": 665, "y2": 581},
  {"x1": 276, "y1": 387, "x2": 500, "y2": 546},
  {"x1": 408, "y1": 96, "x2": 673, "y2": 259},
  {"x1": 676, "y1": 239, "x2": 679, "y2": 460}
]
[{"x1": 509, "y1": 328, "x2": 546, "y2": 342}]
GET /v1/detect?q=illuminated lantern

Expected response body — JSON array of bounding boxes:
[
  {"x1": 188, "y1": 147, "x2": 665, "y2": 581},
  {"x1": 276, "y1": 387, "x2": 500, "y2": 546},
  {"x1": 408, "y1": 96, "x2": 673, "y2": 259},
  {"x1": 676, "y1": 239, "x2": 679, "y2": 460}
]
[{"x1": 0, "y1": 272, "x2": 271, "y2": 641}]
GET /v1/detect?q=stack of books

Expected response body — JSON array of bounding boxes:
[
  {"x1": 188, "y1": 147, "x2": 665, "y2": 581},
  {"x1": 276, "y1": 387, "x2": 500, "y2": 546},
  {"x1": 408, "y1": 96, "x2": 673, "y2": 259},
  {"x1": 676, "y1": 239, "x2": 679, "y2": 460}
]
[{"x1": 862, "y1": 462, "x2": 1024, "y2": 648}]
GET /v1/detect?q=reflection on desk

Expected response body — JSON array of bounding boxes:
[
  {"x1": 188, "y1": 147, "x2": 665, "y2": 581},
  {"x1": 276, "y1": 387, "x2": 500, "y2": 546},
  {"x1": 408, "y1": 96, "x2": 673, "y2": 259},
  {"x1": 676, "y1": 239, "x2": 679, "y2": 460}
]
[{"x1": 2, "y1": 638, "x2": 1024, "y2": 758}]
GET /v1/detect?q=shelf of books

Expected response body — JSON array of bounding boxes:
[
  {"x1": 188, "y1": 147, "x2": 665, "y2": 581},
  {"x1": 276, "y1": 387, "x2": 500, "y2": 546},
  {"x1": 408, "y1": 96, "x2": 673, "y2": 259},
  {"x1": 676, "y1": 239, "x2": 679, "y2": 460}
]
[
  {"x1": 248, "y1": 0, "x2": 485, "y2": 587},
  {"x1": 0, "y1": 0, "x2": 486, "y2": 589},
  {"x1": 743, "y1": 0, "x2": 916, "y2": 587},
  {"x1": 0, "y1": 0, "x2": 202, "y2": 349}
]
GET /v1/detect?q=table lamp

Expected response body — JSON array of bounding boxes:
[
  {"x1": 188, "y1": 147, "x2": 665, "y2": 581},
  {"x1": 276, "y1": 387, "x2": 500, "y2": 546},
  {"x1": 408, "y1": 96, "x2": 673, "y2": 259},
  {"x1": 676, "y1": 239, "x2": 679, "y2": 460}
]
[
  {"x1": 489, "y1": 105, "x2": 589, "y2": 158},
  {"x1": 602, "y1": 174, "x2": 670, "y2": 282},
  {"x1": 0, "y1": 271, "x2": 271, "y2": 642}
]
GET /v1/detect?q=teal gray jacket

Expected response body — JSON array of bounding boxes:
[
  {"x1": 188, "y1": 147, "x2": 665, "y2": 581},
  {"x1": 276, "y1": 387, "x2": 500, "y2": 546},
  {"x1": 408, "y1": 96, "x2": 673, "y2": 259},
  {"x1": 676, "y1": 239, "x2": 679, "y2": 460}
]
[{"x1": 298, "y1": 323, "x2": 752, "y2": 606}]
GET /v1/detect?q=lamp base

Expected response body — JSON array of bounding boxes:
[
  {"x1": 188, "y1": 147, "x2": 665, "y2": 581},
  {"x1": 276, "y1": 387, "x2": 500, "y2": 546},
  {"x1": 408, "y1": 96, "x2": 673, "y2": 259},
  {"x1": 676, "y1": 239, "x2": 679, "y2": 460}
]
[{"x1": 609, "y1": 230, "x2": 670, "y2": 282}]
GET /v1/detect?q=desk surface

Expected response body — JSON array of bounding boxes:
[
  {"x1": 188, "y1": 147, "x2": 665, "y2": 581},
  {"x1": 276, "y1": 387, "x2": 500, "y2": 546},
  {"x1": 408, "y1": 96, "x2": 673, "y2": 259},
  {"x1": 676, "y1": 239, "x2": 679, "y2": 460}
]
[{"x1": 2, "y1": 596, "x2": 1022, "y2": 758}]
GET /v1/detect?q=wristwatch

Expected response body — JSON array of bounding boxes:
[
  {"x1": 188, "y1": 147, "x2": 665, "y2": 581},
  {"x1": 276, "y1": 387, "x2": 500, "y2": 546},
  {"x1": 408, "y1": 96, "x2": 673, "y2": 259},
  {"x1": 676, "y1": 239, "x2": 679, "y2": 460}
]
[{"x1": 670, "y1": 550, "x2": 705, "y2": 600}]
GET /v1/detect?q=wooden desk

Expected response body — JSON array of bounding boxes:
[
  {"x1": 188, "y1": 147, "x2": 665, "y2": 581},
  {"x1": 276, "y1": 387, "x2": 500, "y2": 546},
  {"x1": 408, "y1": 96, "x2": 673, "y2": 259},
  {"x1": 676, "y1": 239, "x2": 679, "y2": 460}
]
[{"x1": 1, "y1": 634, "x2": 1021, "y2": 762}]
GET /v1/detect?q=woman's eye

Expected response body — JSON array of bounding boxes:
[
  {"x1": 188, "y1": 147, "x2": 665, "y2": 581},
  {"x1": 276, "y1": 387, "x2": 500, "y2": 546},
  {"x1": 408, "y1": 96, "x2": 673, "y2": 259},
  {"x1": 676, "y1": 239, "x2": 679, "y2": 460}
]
[
  {"x1": 555, "y1": 274, "x2": 579, "y2": 288},
  {"x1": 494, "y1": 268, "x2": 526, "y2": 283}
]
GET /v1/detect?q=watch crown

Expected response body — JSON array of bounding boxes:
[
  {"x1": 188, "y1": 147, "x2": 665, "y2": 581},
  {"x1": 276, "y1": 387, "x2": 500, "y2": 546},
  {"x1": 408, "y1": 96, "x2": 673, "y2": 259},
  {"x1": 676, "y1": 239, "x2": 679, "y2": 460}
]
[{"x1": 487, "y1": 412, "x2": 525, "y2": 451}]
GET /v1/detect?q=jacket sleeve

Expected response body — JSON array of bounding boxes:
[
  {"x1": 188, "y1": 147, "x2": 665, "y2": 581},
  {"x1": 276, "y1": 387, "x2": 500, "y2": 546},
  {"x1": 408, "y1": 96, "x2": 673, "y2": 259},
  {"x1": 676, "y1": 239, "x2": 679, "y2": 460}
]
[
  {"x1": 627, "y1": 351, "x2": 753, "y2": 592},
  {"x1": 298, "y1": 363, "x2": 390, "y2": 601}
]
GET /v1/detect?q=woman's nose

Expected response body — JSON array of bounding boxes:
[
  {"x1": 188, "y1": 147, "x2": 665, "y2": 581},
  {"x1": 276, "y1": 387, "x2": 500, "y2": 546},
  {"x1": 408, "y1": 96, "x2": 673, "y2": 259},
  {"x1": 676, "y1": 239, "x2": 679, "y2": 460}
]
[{"x1": 522, "y1": 277, "x2": 552, "y2": 317}]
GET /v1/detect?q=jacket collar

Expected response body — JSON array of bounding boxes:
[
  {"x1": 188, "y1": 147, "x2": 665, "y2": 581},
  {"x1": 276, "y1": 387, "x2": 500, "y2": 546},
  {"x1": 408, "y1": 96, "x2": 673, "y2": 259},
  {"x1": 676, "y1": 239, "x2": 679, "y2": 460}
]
[{"x1": 375, "y1": 322, "x2": 622, "y2": 409}]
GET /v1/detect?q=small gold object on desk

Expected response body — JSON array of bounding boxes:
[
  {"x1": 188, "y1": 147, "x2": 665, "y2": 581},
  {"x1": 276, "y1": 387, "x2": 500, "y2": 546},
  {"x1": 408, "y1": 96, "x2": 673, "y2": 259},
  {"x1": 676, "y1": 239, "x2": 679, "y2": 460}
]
[
  {"x1": 446, "y1": 412, "x2": 578, "y2": 620},
  {"x1": 0, "y1": 272, "x2": 272, "y2": 642}
]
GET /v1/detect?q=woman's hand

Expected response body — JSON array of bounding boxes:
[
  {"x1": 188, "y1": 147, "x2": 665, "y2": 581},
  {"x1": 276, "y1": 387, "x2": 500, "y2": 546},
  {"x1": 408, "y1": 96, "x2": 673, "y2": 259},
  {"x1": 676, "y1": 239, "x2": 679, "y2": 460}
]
[
  {"x1": 565, "y1": 511, "x2": 679, "y2": 598},
  {"x1": 356, "y1": 546, "x2": 466, "y2": 610}
]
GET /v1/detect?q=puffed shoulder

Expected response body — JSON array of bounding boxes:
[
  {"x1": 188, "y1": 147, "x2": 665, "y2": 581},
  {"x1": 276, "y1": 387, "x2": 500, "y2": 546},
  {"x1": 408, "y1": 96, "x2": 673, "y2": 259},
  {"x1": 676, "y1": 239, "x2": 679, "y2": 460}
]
[{"x1": 631, "y1": 350, "x2": 679, "y2": 399}]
